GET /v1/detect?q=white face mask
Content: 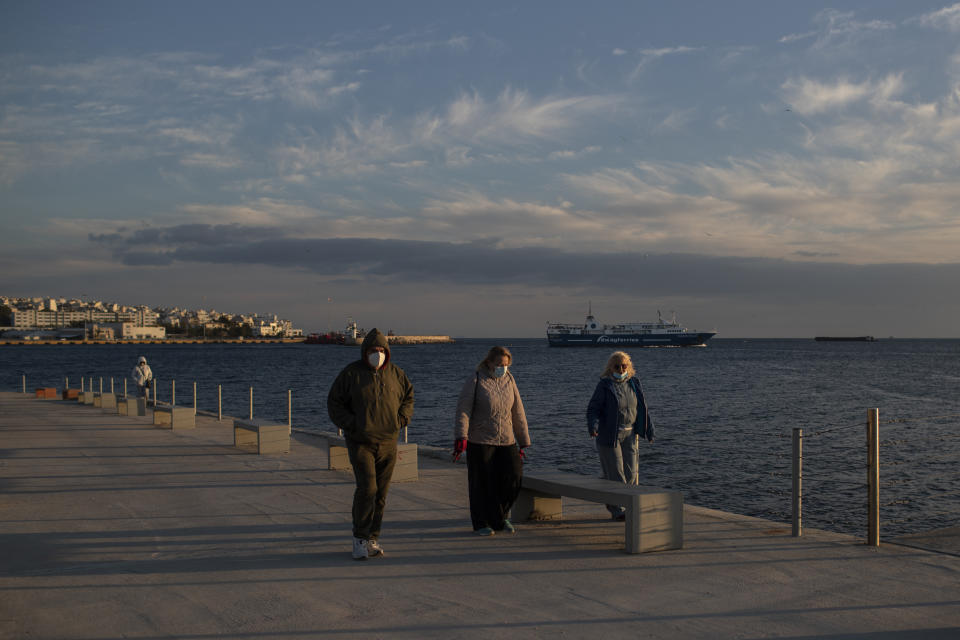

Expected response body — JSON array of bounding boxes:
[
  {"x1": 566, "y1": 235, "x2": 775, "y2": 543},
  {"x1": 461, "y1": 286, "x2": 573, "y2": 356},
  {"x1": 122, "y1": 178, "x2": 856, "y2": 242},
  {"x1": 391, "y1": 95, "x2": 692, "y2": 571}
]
[
  {"x1": 367, "y1": 351, "x2": 386, "y2": 369},
  {"x1": 493, "y1": 365, "x2": 508, "y2": 378}
]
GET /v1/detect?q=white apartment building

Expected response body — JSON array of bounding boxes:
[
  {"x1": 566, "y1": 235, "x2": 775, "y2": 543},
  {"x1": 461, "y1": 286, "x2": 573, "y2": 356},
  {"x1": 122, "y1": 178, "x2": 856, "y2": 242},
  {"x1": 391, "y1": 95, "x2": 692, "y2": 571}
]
[
  {"x1": 251, "y1": 319, "x2": 302, "y2": 338},
  {"x1": 12, "y1": 307, "x2": 160, "y2": 329},
  {"x1": 98, "y1": 323, "x2": 166, "y2": 339}
]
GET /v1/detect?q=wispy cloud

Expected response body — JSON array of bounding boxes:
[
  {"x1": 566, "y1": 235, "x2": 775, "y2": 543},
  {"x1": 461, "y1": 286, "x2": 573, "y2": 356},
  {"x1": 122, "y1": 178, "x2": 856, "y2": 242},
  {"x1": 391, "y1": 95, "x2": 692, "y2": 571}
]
[
  {"x1": 780, "y1": 74, "x2": 904, "y2": 114},
  {"x1": 780, "y1": 9, "x2": 895, "y2": 50},
  {"x1": 911, "y1": 3, "x2": 960, "y2": 31},
  {"x1": 269, "y1": 88, "x2": 624, "y2": 176},
  {"x1": 628, "y1": 46, "x2": 701, "y2": 81}
]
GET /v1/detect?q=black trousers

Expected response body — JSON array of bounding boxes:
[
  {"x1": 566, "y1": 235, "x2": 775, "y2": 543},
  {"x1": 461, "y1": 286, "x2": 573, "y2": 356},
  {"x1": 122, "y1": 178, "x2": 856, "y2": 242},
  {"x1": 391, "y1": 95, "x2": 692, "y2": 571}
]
[
  {"x1": 466, "y1": 442, "x2": 523, "y2": 531},
  {"x1": 345, "y1": 437, "x2": 398, "y2": 540}
]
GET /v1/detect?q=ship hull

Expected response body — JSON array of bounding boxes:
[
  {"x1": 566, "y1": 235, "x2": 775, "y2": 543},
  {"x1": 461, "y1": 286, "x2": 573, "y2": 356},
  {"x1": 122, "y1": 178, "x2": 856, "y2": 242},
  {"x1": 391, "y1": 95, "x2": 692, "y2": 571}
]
[{"x1": 547, "y1": 332, "x2": 715, "y2": 347}]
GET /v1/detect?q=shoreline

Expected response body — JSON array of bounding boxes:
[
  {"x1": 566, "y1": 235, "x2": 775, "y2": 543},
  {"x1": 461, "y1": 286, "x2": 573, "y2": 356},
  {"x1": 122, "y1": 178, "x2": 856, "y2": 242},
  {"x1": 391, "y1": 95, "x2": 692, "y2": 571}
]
[{"x1": 0, "y1": 335, "x2": 455, "y2": 346}]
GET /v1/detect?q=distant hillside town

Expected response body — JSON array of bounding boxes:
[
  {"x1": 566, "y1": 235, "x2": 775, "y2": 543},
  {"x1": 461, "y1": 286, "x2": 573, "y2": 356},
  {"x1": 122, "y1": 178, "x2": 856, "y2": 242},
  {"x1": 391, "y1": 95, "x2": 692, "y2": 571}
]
[{"x1": 0, "y1": 295, "x2": 302, "y2": 341}]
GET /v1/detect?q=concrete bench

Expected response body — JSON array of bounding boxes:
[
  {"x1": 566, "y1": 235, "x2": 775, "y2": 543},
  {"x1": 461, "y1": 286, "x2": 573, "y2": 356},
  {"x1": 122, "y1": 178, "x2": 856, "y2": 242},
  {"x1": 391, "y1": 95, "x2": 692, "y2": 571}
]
[
  {"x1": 117, "y1": 397, "x2": 147, "y2": 416},
  {"x1": 233, "y1": 420, "x2": 290, "y2": 455},
  {"x1": 81, "y1": 391, "x2": 96, "y2": 405},
  {"x1": 62, "y1": 388, "x2": 80, "y2": 400},
  {"x1": 513, "y1": 471, "x2": 683, "y2": 554},
  {"x1": 326, "y1": 435, "x2": 418, "y2": 483},
  {"x1": 99, "y1": 393, "x2": 117, "y2": 411},
  {"x1": 34, "y1": 387, "x2": 57, "y2": 399},
  {"x1": 153, "y1": 404, "x2": 195, "y2": 430}
]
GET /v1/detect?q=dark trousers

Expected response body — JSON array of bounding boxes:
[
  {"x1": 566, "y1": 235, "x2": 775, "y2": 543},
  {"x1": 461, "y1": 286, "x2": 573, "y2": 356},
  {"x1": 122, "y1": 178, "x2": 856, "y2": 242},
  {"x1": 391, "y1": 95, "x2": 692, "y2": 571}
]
[
  {"x1": 466, "y1": 442, "x2": 523, "y2": 531},
  {"x1": 345, "y1": 438, "x2": 398, "y2": 540}
]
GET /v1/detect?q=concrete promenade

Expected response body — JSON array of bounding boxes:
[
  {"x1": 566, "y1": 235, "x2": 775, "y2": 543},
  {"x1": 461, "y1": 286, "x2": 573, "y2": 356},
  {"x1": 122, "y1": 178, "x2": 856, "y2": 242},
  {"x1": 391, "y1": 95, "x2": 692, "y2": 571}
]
[{"x1": 1, "y1": 391, "x2": 958, "y2": 639}]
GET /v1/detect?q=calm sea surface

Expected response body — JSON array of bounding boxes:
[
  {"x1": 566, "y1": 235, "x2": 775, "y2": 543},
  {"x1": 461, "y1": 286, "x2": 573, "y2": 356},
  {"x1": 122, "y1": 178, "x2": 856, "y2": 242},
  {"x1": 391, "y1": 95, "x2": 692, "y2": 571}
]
[{"x1": 3, "y1": 338, "x2": 959, "y2": 537}]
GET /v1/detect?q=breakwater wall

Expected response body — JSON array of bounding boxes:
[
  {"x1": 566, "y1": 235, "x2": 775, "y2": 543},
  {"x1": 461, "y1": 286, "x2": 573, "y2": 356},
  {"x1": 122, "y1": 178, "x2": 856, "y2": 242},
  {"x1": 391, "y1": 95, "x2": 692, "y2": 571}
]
[
  {"x1": 0, "y1": 338, "x2": 306, "y2": 346},
  {"x1": 387, "y1": 335, "x2": 454, "y2": 345},
  {"x1": 1, "y1": 336, "x2": 455, "y2": 346}
]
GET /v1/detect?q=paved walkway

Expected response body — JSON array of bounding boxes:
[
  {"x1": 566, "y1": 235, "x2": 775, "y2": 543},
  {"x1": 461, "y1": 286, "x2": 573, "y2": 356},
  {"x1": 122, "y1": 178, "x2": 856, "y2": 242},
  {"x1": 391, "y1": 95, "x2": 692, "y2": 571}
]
[{"x1": 1, "y1": 391, "x2": 958, "y2": 639}]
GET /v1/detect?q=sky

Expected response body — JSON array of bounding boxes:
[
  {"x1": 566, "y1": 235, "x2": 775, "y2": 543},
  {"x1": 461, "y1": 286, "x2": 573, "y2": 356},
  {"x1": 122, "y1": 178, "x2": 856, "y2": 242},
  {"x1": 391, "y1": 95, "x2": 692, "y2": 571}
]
[{"x1": 2, "y1": 1, "x2": 960, "y2": 338}]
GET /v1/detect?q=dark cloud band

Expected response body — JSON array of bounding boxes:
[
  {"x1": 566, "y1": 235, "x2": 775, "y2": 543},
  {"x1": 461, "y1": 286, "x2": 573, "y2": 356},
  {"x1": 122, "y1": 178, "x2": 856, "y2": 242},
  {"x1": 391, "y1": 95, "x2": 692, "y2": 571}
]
[{"x1": 96, "y1": 223, "x2": 960, "y2": 303}]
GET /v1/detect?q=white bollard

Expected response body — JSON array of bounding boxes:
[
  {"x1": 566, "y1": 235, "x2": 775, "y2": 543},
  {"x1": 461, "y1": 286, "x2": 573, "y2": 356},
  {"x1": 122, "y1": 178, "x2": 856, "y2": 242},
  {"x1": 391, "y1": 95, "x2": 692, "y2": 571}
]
[
  {"x1": 867, "y1": 408, "x2": 880, "y2": 547},
  {"x1": 792, "y1": 427, "x2": 802, "y2": 537}
]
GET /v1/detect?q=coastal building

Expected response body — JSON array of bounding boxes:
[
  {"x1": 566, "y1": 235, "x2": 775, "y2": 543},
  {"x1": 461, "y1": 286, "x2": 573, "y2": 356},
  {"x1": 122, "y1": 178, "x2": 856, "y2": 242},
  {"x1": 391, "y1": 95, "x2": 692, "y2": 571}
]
[
  {"x1": 12, "y1": 307, "x2": 159, "y2": 329},
  {"x1": 94, "y1": 322, "x2": 166, "y2": 340},
  {"x1": 3, "y1": 296, "x2": 302, "y2": 339},
  {"x1": 251, "y1": 317, "x2": 303, "y2": 338}
]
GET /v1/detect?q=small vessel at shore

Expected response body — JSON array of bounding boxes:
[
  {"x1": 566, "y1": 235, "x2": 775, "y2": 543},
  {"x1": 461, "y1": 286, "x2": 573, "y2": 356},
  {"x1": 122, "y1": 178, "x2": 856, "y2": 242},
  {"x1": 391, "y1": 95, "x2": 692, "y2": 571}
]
[
  {"x1": 305, "y1": 319, "x2": 365, "y2": 345},
  {"x1": 814, "y1": 336, "x2": 877, "y2": 342},
  {"x1": 546, "y1": 306, "x2": 716, "y2": 347}
]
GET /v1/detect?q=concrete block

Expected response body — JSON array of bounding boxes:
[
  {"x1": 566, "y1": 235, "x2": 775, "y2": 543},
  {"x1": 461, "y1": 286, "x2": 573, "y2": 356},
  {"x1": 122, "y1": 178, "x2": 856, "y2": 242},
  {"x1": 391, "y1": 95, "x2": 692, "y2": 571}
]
[
  {"x1": 34, "y1": 387, "x2": 57, "y2": 399},
  {"x1": 153, "y1": 405, "x2": 195, "y2": 430},
  {"x1": 512, "y1": 490, "x2": 563, "y2": 521},
  {"x1": 233, "y1": 420, "x2": 290, "y2": 454},
  {"x1": 117, "y1": 397, "x2": 146, "y2": 416},
  {"x1": 62, "y1": 388, "x2": 80, "y2": 400},
  {"x1": 99, "y1": 393, "x2": 117, "y2": 411}
]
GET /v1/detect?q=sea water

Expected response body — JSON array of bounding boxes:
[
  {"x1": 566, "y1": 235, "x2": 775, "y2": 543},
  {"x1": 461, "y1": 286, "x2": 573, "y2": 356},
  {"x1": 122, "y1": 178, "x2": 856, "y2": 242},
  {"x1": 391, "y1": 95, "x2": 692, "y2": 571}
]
[{"x1": 3, "y1": 338, "x2": 958, "y2": 537}]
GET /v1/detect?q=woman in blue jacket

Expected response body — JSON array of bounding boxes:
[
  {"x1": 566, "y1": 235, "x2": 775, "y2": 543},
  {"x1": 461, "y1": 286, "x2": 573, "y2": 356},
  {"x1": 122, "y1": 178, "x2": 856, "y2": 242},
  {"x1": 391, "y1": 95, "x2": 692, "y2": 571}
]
[{"x1": 586, "y1": 351, "x2": 655, "y2": 520}]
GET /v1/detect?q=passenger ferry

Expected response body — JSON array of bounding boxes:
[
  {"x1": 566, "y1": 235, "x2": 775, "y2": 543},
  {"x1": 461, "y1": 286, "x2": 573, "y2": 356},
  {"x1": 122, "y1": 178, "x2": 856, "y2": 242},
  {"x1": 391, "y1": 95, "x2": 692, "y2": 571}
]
[{"x1": 546, "y1": 306, "x2": 716, "y2": 347}]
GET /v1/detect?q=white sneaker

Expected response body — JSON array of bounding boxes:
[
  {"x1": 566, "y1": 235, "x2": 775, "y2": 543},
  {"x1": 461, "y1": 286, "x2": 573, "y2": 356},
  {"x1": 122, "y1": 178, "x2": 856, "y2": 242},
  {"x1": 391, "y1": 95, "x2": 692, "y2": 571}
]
[
  {"x1": 352, "y1": 537, "x2": 369, "y2": 560},
  {"x1": 367, "y1": 538, "x2": 384, "y2": 558}
]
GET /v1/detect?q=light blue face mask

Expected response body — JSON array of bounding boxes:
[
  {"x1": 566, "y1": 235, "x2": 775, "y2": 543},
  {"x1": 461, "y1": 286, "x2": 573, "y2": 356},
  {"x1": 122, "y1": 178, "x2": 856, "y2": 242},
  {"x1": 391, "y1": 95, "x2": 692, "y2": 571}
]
[
  {"x1": 493, "y1": 365, "x2": 508, "y2": 378},
  {"x1": 613, "y1": 371, "x2": 629, "y2": 381}
]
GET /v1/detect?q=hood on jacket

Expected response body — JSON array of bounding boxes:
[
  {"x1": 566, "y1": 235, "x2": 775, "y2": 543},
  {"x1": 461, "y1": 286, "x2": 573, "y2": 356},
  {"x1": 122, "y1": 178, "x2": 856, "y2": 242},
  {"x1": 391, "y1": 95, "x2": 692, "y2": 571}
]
[{"x1": 360, "y1": 328, "x2": 391, "y2": 365}]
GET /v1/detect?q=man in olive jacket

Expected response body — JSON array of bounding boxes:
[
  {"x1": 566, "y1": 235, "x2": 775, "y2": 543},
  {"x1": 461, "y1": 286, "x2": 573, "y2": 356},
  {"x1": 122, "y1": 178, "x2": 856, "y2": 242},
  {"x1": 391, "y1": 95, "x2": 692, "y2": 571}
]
[{"x1": 327, "y1": 328, "x2": 415, "y2": 560}]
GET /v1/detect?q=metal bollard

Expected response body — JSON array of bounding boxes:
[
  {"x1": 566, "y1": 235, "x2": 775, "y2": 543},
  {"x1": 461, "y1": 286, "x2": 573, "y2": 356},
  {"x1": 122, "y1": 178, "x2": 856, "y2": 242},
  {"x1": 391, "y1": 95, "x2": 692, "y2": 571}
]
[
  {"x1": 792, "y1": 428, "x2": 802, "y2": 537},
  {"x1": 867, "y1": 408, "x2": 880, "y2": 547}
]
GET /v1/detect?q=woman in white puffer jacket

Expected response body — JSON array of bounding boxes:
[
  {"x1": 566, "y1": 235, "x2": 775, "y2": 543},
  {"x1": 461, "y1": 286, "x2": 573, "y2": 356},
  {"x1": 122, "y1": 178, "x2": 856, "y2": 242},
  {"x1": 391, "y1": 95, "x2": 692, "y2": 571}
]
[{"x1": 453, "y1": 346, "x2": 531, "y2": 536}]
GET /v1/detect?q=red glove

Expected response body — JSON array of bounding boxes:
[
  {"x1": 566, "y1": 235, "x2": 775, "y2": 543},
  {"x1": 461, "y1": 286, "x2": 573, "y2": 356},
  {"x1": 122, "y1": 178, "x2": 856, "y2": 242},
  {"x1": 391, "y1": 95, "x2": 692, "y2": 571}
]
[
  {"x1": 452, "y1": 438, "x2": 467, "y2": 462},
  {"x1": 518, "y1": 447, "x2": 526, "y2": 460}
]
